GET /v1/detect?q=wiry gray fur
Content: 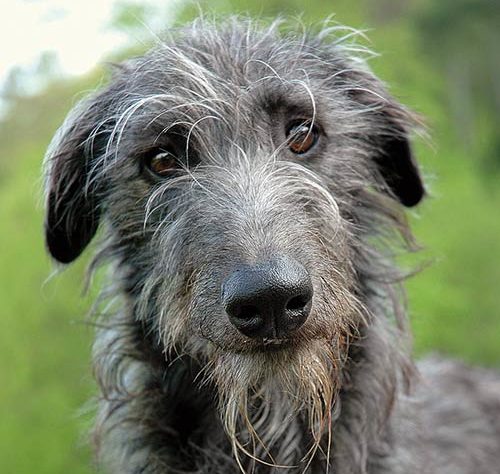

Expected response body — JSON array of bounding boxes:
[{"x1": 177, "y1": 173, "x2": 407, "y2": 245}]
[{"x1": 43, "y1": 17, "x2": 500, "y2": 474}]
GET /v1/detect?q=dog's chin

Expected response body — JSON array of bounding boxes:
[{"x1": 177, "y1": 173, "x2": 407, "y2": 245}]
[
  {"x1": 208, "y1": 336, "x2": 340, "y2": 394},
  {"x1": 205, "y1": 338, "x2": 340, "y2": 466}
]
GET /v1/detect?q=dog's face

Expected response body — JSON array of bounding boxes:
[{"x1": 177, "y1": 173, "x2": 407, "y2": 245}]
[{"x1": 45, "y1": 20, "x2": 423, "y2": 458}]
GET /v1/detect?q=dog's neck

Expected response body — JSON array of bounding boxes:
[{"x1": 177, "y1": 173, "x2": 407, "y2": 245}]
[{"x1": 332, "y1": 320, "x2": 414, "y2": 473}]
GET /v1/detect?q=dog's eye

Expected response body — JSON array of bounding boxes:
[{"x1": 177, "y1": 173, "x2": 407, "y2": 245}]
[
  {"x1": 144, "y1": 149, "x2": 178, "y2": 177},
  {"x1": 286, "y1": 120, "x2": 319, "y2": 154}
]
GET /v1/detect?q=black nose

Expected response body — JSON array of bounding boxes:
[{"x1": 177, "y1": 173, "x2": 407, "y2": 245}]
[{"x1": 222, "y1": 256, "x2": 313, "y2": 339}]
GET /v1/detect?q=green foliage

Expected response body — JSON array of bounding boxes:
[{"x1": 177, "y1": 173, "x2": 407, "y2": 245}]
[
  {"x1": 0, "y1": 74, "x2": 101, "y2": 474},
  {"x1": 1, "y1": 1, "x2": 498, "y2": 472}
]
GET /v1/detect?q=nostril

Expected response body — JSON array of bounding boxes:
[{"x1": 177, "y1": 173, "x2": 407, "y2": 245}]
[
  {"x1": 225, "y1": 299, "x2": 264, "y2": 337},
  {"x1": 286, "y1": 294, "x2": 311, "y2": 312},
  {"x1": 235, "y1": 304, "x2": 260, "y2": 320}
]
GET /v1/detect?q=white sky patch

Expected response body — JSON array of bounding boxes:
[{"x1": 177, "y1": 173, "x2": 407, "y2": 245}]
[
  {"x1": 0, "y1": 0, "x2": 176, "y2": 94},
  {"x1": 1, "y1": 0, "x2": 123, "y2": 78}
]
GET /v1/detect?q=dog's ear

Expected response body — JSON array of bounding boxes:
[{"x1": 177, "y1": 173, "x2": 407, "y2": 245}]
[
  {"x1": 346, "y1": 69, "x2": 425, "y2": 207},
  {"x1": 44, "y1": 92, "x2": 113, "y2": 264},
  {"x1": 371, "y1": 103, "x2": 424, "y2": 207}
]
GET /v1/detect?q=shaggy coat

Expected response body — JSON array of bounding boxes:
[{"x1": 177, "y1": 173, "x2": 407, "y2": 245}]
[{"x1": 44, "y1": 18, "x2": 500, "y2": 474}]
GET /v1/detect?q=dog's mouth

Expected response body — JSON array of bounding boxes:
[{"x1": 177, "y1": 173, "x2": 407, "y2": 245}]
[
  {"x1": 242, "y1": 336, "x2": 295, "y2": 353},
  {"x1": 260, "y1": 337, "x2": 292, "y2": 350}
]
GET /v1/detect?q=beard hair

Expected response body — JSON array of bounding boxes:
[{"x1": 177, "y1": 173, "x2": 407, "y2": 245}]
[{"x1": 204, "y1": 337, "x2": 348, "y2": 472}]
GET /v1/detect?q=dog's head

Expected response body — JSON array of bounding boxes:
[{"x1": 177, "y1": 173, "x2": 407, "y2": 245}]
[{"x1": 45, "y1": 18, "x2": 423, "y2": 464}]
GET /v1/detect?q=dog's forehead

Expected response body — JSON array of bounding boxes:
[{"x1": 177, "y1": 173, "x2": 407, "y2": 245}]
[
  {"x1": 124, "y1": 29, "x2": 345, "y2": 108},
  {"x1": 97, "y1": 25, "x2": 383, "y2": 156}
]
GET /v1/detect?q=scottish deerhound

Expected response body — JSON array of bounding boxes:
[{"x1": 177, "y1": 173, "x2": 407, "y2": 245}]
[{"x1": 44, "y1": 18, "x2": 500, "y2": 474}]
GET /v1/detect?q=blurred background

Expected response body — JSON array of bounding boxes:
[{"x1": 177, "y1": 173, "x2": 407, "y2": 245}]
[{"x1": 1, "y1": 0, "x2": 499, "y2": 472}]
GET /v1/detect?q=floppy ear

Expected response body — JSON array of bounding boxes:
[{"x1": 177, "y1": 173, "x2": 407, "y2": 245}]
[
  {"x1": 44, "y1": 94, "x2": 112, "y2": 264},
  {"x1": 346, "y1": 69, "x2": 425, "y2": 207},
  {"x1": 371, "y1": 106, "x2": 425, "y2": 207}
]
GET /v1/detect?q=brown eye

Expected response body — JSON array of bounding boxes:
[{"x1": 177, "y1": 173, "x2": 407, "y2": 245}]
[
  {"x1": 286, "y1": 120, "x2": 319, "y2": 154},
  {"x1": 145, "y1": 149, "x2": 178, "y2": 177}
]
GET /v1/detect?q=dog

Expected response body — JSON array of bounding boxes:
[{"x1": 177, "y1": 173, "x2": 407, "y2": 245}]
[{"x1": 44, "y1": 17, "x2": 500, "y2": 473}]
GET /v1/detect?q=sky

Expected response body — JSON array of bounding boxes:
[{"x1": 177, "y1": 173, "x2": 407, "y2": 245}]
[{"x1": 0, "y1": 0, "x2": 174, "y2": 95}]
